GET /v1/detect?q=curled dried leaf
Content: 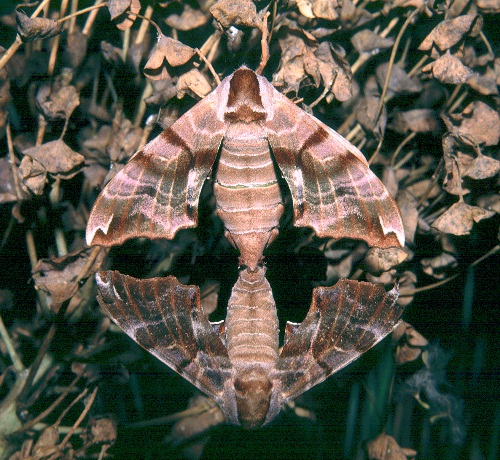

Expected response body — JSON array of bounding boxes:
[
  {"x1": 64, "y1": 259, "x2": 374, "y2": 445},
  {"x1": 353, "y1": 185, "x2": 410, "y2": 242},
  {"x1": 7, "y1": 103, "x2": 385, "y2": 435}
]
[
  {"x1": 109, "y1": 0, "x2": 141, "y2": 31},
  {"x1": 107, "y1": 119, "x2": 143, "y2": 163},
  {"x1": 176, "y1": 68, "x2": 213, "y2": 99},
  {"x1": 32, "y1": 247, "x2": 107, "y2": 312},
  {"x1": 86, "y1": 417, "x2": 117, "y2": 446},
  {"x1": 442, "y1": 101, "x2": 500, "y2": 146},
  {"x1": 422, "y1": 51, "x2": 473, "y2": 85},
  {"x1": 16, "y1": 5, "x2": 62, "y2": 42},
  {"x1": 165, "y1": 4, "x2": 210, "y2": 31},
  {"x1": 351, "y1": 30, "x2": 394, "y2": 54},
  {"x1": 464, "y1": 153, "x2": 500, "y2": 180},
  {"x1": 432, "y1": 201, "x2": 495, "y2": 236},
  {"x1": 144, "y1": 35, "x2": 196, "y2": 80},
  {"x1": 367, "y1": 432, "x2": 417, "y2": 459},
  {"x1": 421, "y1": 253, "x2": 458, "y2": 279},
  {"x1": 64, "y1": 28, "x2": 89, "y2": 68},
  {"x1": 364, "y1": 247, "x2": 408, "y2": 273},
  {"x1": 396, "y1": 191, "x2": 419, "y2": 245},
  {"x1": 393, "y1": 321, "x2": 429, "y2": 365},
  {"x1": 0, "y1": 157, "x2": 19, "y2": 203},
  {"x1": 33, "y1": 426, "x2": 59, "y2": 458},
  {"x1": 376, "y1": 62, "x2": 422, "y2": 95},
  {"x1": 418, "y1": 15, "x2": 483, "y2": 52},
  {"x1": 477, "y1": 0, "x2": 500, "y2": 13},
  {"x1": 18, "y1": 155, "x2": 47, "y2": 195},
  {"x1": 23, "y1": 140, "x2": 85, "y2": 179},
  {"x1": 36, "y1": 79, "x2": 80, "y2": 120},
  {"x1": 209, "y1": 0, "x2": 262, "y2": 29},
  {"x1": 466, "y1": 66, "x2": 499, "y2": 96},
  {"x1": 391, "y1": 109, "x2": 438, "y2": 134}
]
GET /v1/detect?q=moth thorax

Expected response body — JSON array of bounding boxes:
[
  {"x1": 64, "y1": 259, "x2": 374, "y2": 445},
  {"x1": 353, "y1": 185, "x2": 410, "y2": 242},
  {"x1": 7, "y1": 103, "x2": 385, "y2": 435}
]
[{"x1": 233, "y1": 367, "x2": 273, "y2": 429}]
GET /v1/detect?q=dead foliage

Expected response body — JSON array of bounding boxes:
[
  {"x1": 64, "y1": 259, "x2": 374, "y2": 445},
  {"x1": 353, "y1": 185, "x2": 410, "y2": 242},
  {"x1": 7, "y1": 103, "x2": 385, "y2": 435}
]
[{"x1": 0, "y1": 1, "x2": 498, "y2": 459}]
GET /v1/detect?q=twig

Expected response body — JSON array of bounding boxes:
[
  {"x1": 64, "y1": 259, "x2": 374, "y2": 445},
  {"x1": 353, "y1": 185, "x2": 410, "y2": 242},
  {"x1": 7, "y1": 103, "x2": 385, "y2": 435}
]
[
  {"x1": 373, "y1": 7, "x2": 423, "y2": 125},
  {"x1": 0, "y1": 315, "x2": 25, "y2": 373},
  {"x1": 16, "y1": 366, "x2": 85, "y2": 433},
  {"x1": 400, "y1": 245, "x2": 500, "y2": 296},
  {"x1": 0, "y1": 0, "x2": 52, "y2": 71},
  {"x1": 58, "y1": 387, "x2": 98, "y2": 449},
  {"x1": 256, "y1": 12, "x2": 270, "y2": 75}
]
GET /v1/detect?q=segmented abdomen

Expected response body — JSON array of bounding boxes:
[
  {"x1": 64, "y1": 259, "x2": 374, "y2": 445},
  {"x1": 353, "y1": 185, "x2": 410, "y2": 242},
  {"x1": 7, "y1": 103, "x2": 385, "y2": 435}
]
[
  {"x1": 225, "y1": 267, "x2": 279, "y2": 370},
  {"x1": 214, "y1": 123, "x2": 284, "y2": 269}
]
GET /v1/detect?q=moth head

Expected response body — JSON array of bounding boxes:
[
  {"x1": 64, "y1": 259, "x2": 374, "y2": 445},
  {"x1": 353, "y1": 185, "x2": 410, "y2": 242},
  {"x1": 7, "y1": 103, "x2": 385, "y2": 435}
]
[{"x1": 233, "y1": 367, "x2": 273, "y2": 429}]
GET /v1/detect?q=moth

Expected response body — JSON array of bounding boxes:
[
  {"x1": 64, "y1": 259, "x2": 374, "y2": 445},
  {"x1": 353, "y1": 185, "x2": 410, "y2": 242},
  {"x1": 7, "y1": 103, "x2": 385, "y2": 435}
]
[
  {"x1": 86, "y1": 67, "x2": 404, "y2": 269},
  {"x1": 96, "y1": 267, "x2": 404, "y2": 428}
]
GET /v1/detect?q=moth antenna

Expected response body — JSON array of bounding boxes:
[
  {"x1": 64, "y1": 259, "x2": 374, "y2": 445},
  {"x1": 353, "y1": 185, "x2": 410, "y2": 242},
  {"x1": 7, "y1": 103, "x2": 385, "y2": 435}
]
[{"x1": 256, "y1": 12, "x2": 270, "y2": 75}]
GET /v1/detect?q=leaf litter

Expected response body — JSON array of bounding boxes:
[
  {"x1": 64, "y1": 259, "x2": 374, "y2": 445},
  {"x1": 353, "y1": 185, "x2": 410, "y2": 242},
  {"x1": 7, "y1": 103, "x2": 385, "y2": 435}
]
[{"x1": 0, "y1": 0, "x2": 498, "y2": 458}]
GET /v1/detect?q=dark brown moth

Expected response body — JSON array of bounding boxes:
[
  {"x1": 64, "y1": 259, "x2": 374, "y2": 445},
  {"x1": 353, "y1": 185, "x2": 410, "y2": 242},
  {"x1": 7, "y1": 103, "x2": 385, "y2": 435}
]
[
  {"x1": 86, "y1": 67, "x2": 404, "y2": 269},
  {"x1": 96, "y1": 267, "x2": 403, "y2": 428}
]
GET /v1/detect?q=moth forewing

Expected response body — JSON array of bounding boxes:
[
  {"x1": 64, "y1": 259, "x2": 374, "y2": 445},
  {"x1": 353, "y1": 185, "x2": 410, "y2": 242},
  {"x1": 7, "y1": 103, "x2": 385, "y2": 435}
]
[{"x1": 86, "y1": 67, "x2": 404, "y2": 268}]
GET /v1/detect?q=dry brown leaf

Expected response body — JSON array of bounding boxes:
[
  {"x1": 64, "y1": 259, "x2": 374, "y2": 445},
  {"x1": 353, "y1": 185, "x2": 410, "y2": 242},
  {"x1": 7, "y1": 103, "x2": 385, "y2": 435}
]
[
  {"x1": 209, "y1": 0, "x2": 262, "y2": 29},
  {"x1": 418, "y1": 15, "x2": 483, "y2": 52},
  {"x1": 477, "y1": 194, "x2": 500, "y2": 213},
  {"x1": 355, "y1": 76, "x2": 386, "y2": 138},
  {"x1": 18, "y1": 155, "x2": 47, "y2": 195},
  {"x1": 311, "y1": 0, "x2": 341, "y2": 20},
  {"x1": 32, "y1": 247, "x2": 107, "y2": 312},
  {"x1": 376, "y1": 62, "x2": 422, "y2": 95},
  {"x1": 396, "y1": 271, "x2": 417, "y2": 307},
  {"x1": 477, "y1": 0, "x2": 500, "y2": 12},
  {"x1": 0, "y1": 157, "x2": 18, "y2": 203},
  {"x1": 432, "y1": 201, "x2": 495, "y2": 235},
  {"x1": 85, "y1": 417, "x2": 117, "y2": 445},
  {"x1": 107, "y1": 119, "x2": 143, "y2": 163},
  {"x1": 100, "y1": 40, "x2": 123, "y2": 63},
  {"x1": 23, "y1": 140, "x2": 85, "y2": 179},
  {"x1": 422, "y1": 51, "x2": 473, "y2": 85},
  {"x1": 165, "y1": 4, "x2": 209, "y2": 31},
  {"x1": 351, "y1": 30, "x2": 394, "y2": 54},
  {"x1": 367, "y1": 432, "x2": 417, "y2": 459},
  {"x1": 176, "y1": 69, "x2": 213, "y2": 99},
  {"x1": 464, "y1": 153, "x2": 500, "y2": 180},
  {"x1": 109, "y1": 0, "x2": 140, "y2": 31},
  {"x1": 466, "y1": 66, "x2": 499, "y2": 96},
  {"x1": 364, "y1": 247, "x2": 408, "y2": 273},
  {"x1": 405, "y1": 179, "x2": 440, "y2": 201},
  {"x1": 421, "y1": 253, "x2": 458, "y2": 279},
  {"x1": 36, "y1": 79, "x2": 80, "y2": 120},
  {"x1": 391, "y1": 109, "x2": 438, "y2": 134},
  {"x1": 33, "y1": 426, "x2": 59, "y2": 459},
  {"x1": 304, "y1": 41, "x2": 353, "y2": 101},
  {"x1": 397, "y1": 191, "x2": 419, "y2": 245},
  {"x1": 64, "y1": 28, "x2": 89, "y2": 68},
  {"x1": 144, "y1": 79, "x2": 178, "y2": 106},
  {"x1": 442, "y1": 137, "x2": 470, "y2": 196},
  {"x1": 274, "y1": 31, "x2": 313, "y2": 93},
  {"x1": 393, "y1": 322, "x2": 429, "y2": 365},
  {"x1": 442, "y1": 101, "x2": 500, "y2": 146},
  {"x1": 144, "y1": 35, "x2": 196, "y2": 81},
  {"x1": 16, "y1": 5, "x2": 62, "y2": 42}
]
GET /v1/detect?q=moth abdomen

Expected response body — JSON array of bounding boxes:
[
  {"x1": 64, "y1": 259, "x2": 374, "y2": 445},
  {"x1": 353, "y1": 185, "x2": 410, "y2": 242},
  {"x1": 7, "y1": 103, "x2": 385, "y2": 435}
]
[{"x1": 214, "y1": 126, "x2": 284, "y2": 269}]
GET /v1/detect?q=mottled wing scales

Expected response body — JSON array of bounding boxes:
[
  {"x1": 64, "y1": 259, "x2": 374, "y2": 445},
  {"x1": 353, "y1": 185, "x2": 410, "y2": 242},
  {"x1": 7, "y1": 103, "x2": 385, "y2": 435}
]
[
  {"x1": 263, "y1": 83, "x2": 404, "y2": 248},
  {"x1": 96, "y1": 271, "x2": 233, "y2": 410},
  {"x1": 86, "y1": 92, "x2": 225, "y2": 246},
  {"x1": 276, "y1": 280, "x2": 402, "y2": 402}
]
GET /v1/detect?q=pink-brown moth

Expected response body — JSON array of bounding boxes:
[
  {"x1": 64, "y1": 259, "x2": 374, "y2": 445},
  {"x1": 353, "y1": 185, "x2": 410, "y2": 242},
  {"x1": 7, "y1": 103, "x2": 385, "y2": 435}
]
[
  {"x1": 86, "y1": 67, "x2": 405, "y2": 269},
  {"x1": 96, "y1": 267, "x2": 403, "y2": 428}
]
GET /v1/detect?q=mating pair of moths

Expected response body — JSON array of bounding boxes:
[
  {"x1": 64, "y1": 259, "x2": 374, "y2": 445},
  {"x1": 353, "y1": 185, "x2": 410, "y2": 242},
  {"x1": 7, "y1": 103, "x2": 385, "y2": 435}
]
[{"x1": 87, "y1": 68, "x2": 406, "y2": 428}]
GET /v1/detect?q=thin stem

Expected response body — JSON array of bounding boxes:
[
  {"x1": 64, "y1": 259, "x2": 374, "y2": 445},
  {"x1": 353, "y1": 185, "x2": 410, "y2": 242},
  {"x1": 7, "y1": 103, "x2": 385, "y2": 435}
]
[
  {"x1": 374, "y1": 7, "x2": 422, "y2": 124},
  {"x1": 0, "y1": 315, "x2": 25, "y2": 373}
]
